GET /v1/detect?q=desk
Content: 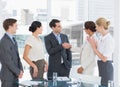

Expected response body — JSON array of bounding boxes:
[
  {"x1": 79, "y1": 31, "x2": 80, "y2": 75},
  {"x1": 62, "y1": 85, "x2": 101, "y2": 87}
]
[{"x1": 19, "y1": 80, "x2": 106, "y2": 87}]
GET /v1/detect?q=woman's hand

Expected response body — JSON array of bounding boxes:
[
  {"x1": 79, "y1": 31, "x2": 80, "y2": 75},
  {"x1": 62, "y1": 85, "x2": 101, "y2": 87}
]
[
  {"x1": 44, "y1": 62, "x2": 48, "y2": 72},
  {"x1": 33, "y1": 66, "x2": 38, "y2": 77},
  {"x1": 77, "y1": 67, "x2": 84, "y2": 74}
]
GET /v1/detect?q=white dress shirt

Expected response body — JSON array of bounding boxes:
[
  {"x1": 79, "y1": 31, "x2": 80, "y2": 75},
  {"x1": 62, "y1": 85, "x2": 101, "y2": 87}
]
[{"x1": 96, "y1": 33, "x2": 114, "y2": 61}]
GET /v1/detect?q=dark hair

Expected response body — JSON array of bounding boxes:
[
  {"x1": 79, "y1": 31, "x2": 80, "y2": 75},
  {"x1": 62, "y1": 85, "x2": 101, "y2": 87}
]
[
  {"x1": 84, "y1": 21, "x2": 96, "y2": 32},
  {"x1": 3, "y1": 18, "x2": 17, "y2": 31},
  {"x1": 49, "y1": 19, "x2": 60, "y2": 28},
  {"x1": 29, "y1": 21, "x2": 42, "y2": 32}
]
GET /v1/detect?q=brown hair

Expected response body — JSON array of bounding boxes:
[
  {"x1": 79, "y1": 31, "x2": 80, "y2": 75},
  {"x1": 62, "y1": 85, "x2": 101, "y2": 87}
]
[
  {"x1": 3, "y1": 18, "x2": 17, "y2": 31},
  {"x1": 49, "y1": 19, "x2": 60, "y2": 28},
  {"x1": 84, "y1": 21, "x2": 96, "y2": 32},
  {"x1": 96, "y1": 17, "x2": 110, "y2": 30}
]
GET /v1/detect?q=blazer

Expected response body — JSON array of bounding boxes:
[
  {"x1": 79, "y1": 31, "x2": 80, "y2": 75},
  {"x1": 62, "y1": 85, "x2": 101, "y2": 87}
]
[
  {"x1": 80, "y1": 41, "x2": 96, "y2": 75},
  {"x1": 80, "y1": 34, "x2": 98, "y2": 75},
  {"x1": 0, "y1": 33, "x2": 23, "y2": 81},
  {"x1": 45, "y1": 32, "x2": 72, "y2": 74}
]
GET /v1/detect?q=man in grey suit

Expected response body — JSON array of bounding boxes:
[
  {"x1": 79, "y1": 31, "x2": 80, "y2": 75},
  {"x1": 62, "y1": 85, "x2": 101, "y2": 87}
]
[
  {"x1": 0, "y1": 18, "x2": 23, "y2": 87},
  {"x1": 45, "y1": 19, "x2": 72, "y2": 80}
]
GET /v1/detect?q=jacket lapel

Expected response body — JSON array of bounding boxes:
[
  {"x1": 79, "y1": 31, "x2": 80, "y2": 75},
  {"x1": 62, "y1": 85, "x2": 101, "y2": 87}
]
[
  {"x1": 50, "y1": 32, "x2": 59, "y2": 44},
  {"x1": 5, "y1": 34, "x2": 19, "y2": 54}
]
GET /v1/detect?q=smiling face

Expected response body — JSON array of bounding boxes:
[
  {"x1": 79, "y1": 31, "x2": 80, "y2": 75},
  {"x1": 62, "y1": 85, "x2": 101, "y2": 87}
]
[{"x1": 52, "y1": 22, "x2": 62, "y2": 34}]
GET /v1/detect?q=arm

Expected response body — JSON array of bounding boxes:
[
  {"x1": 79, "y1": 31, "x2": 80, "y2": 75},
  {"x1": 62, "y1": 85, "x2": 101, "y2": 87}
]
[
  {"x1": 44, "y1": 61, "x2": 48, "y2": 72},
  {"x1": 65, "y1": 35, "x2": 72, "y2": 67},
  {"x1": 87, "y1": 37, "x2": 107, "y2": 62},
  {"x1": 23, "y1": 45, "x2": 38, "y2": 77},
  {"x1": 93, "y1": 49, "x2": 107, "y2": 62},
  {"x1": 77, "y1": 44, "x2": 94, "y2": 73},
  {"x1": 18, "y1": 56, "x2": 23, "y2": 71},
  {"x1": 1, "y1": 46, "x2": 21, "y2": 77}
]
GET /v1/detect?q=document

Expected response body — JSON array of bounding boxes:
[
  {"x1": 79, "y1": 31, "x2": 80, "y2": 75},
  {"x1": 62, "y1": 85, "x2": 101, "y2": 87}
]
[
  {"x1": 57, "y1": 77, "x2": 70, "y2": 81},
  {"x1": 19, "y1": 80, "x2": 42, "y2": 86}
]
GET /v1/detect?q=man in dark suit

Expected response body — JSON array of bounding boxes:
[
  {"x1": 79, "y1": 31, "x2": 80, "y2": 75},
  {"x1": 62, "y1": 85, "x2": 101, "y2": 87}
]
[
  {"x1": 45, "y1": 19, "x2": 72, "y2": 80},
  {"x1": 0, "y1": 18, "x2": 23, "y2": 87}
]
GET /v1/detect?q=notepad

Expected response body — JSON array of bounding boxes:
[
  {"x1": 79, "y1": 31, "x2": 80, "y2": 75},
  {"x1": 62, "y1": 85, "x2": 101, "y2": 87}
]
[
  {"x1": 57, "y1": 77, "x2": 70, "y2": 81},
  {"x1": 19, "y1": 80, "x2": 42, "y2": 86}
]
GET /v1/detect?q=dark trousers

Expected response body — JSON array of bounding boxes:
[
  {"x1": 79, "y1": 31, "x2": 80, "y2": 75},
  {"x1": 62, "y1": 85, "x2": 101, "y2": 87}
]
[
  {"x1": 98, "y1": 61, "x2": 113, "y2": 86},
  {"x1": 30, "y1": 59, "x2": 45, "y2": 80},
  {"x1": 2, "y1": 80, "x2": 18, "y2": 87},
  {"x1": 47, "y1": 63, "x2": 70, "y2": 80}
]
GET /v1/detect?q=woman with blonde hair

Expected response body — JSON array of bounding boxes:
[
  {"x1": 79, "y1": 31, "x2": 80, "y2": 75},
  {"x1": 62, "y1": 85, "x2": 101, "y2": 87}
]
[
  {"x1": 23, "y1": 21, "x2": 48, "y2": 80},
  {"x1": 87, "y1": 18, "x2": 114, "y2": 86}
]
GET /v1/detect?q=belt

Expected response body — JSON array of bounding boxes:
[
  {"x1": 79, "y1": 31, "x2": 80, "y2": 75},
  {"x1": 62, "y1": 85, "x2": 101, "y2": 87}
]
[{"x1": 98, "y1": 60, "x2": 113, "y2": 63}]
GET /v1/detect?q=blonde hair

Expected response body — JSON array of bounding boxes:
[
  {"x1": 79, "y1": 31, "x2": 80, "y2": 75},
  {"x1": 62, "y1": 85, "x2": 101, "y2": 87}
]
[{"x1": 96, "y1": 17, "x2": 110, "y2": 30}]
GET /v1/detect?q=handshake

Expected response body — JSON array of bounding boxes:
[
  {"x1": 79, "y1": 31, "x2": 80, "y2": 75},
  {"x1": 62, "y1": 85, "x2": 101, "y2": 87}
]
[{"x1": 62, "y1": 42, "x2": 72, "y2": 49}]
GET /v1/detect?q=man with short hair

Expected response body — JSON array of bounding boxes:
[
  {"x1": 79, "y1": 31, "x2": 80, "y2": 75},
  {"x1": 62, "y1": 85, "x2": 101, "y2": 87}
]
[
  {"x1": 45, "y1": 19, "x2": 72, "y2": 80},
  {"x1": 0, "y1": 18, "x2": 23, "y2": 87}
]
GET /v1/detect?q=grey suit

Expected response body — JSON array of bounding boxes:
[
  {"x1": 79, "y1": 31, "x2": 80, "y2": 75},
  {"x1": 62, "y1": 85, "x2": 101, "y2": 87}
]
[
  {"x1": 45, "y1": 32, "x2": 72, "y2": 80},
  {"x1": 0, "y1": 33, "x2": 23, "y2": 87}
]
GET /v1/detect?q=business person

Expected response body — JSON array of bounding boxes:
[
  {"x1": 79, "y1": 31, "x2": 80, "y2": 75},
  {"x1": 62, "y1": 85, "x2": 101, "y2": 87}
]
[
  {"x1": 23, "y1": 21, "x2": 48, "y2": 80},
  {"x1": 0, "y1": 18, "x2": 23, "y2": 87},
  {"x1": 87, "y1": 18, "x2": 114, "y2": 86},
  {"x1": 77, "y1": 21, "x2": 98, "y2": 75},
  {"x1": 0, "y1": 62, "x2": 1, "y2": 78},
  {"x1": 45, "y1": 19, "x2": 72, "y2": 80}
]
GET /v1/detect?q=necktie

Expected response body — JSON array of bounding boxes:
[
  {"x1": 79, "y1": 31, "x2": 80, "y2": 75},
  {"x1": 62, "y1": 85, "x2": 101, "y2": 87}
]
[
  {"x1": 12, "y1": 37, "x2": 20, "y2": 68},
  {"x1": 56, "y1": 35, "x2": 64, "y2": 63},
  {"x1": 12, "y1": 37, "x2": 17, "y2": 45},
  {"x1": 56, "y1": 35, "x2": 62, "y2": 44},
  {"x1": 12, "y1": 37, "x2": 18, "y2": 51}
]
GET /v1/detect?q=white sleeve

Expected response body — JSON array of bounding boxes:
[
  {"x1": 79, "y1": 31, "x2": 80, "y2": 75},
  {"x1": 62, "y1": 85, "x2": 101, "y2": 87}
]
[
  {"x1": 25, "y1": 37, "x2": 33, "y2": 47},
  {"x1": 102, "y1": 38, "x2": 114, "y2": 58}
]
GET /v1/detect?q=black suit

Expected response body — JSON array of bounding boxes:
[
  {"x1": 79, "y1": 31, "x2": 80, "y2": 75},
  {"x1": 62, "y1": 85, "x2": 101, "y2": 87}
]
[
  {"x1": 45, "y1": 32, "x2": 72, "y2": 80},
  {"x1": 0, "y1": 33, "x2": 23, "y2": 87}
]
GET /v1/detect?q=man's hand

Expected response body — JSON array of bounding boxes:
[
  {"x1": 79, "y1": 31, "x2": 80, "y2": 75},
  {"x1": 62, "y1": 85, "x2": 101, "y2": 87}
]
[
  {"x1": 77, "y1": 67, "x2": 84, "y2": 74},
  {"x1": 18, "y1": 70, "x2": 23, "y2": 79},
  {"x1": 62, "y1": 42, "x2": 72, "y2": 49}
]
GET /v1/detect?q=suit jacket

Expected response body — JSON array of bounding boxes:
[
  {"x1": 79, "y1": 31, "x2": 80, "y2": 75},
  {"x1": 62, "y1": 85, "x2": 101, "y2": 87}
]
[
  {"x1": 45, "y1": 32, "x2": 72, "y2": 77},
  {"x1": 80, "y1": 34, "x2": 98, "y2": 75},
  {"x1": 0, "y1": 33, "x2": 23, "y2": 81}
]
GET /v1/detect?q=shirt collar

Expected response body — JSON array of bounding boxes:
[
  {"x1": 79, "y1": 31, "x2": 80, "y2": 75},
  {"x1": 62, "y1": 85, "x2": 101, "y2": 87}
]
[
  {"x1": 53, "y1": 32, "x2": 61, "y2": 37},
  {"x1": 91, "y1": 33, "x2": 96, "y2": 38},
  {"x1": 101, "y1": 33, "x2": 110, "y2": 40},
  {"x1": 6, "y1": 32, "x2": 13, "y2": 39}
]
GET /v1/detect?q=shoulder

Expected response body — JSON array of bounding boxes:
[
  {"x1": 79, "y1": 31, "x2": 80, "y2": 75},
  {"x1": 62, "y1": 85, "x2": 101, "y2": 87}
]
[
  {"x1": 0, "y1": 36, "x2": 11, "y2": 50},
  {"x1": 104, "y1": 34, "x2": 114, "y2": 47},
  {"x1": 61, "y1": 33, "x2": 67, "y2": 37},
  {"x1": 26, "y1": 35, "x2": 34, "y2": 41},
  {"x1": 106, "y1": 34, "x2": 114, "y2": 42},
  {"x1": 93, "y1": 33, "x2": 98, "y2": 42},
  {"x1": 25, "y1": 36, "x2": 35, "y2": 45},
  {"x1": 45, "y1": 33, "x2": 53, "y2": 39},
  {"x1": 0, "y1": 34, "x2": 9, "y2": 45}
]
